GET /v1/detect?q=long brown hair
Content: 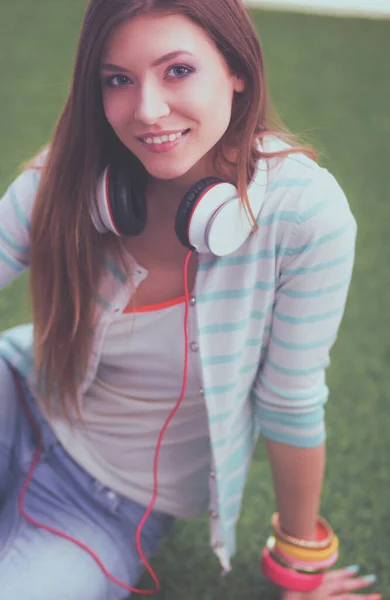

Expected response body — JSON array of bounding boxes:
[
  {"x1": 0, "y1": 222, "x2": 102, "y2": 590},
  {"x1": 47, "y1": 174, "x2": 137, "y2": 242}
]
[{"x1": 29, "y1": 0, "x2": 316, "y2": 414}]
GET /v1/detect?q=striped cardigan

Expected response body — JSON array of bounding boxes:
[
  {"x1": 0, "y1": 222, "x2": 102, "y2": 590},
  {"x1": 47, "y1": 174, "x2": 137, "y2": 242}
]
[{"x1": 0, "y1": 139, "x2": 357, "y2": 570}]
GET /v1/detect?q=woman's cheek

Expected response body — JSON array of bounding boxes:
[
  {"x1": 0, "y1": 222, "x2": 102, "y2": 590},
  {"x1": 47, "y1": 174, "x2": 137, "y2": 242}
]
[{"x1": 103, "y1": 96, "x2": 130, "y2": 130}]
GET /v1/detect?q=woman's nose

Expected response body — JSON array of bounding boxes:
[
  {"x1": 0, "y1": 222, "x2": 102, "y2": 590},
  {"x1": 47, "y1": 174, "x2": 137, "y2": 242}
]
[{"x1": 133, "y1": 83, "x2": 171, "y2": 124}]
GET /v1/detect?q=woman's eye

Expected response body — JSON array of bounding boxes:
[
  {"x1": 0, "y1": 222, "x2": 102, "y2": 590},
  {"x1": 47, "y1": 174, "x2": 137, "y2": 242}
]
[
  {"x1": 167, "y1": 65, "x2": 193, "y2": 79},
  {"x1": 105, "y1": 74, "x2": 131, "y2": 87},
  {"x1": 103, "y1": 65, "x2": 193, "y2": 87}
]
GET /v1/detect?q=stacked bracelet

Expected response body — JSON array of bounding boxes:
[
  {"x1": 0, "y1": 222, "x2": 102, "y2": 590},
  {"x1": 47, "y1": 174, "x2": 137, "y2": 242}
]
[
  {"x1": 262, "y1": 548, "x2": 325, "y2": 592},
  {"x1": 260, "y1": 513, "x2": 339, "y2": 592},
  {"x1": 275, "y1": 533, "x2": 339, "y2": 562},
  {"x1": 269, "y1": 538, "x2": 339, "y2": 572},
  {"x1": 271, "y1": 513, "x2": 334, "y2": 549}
]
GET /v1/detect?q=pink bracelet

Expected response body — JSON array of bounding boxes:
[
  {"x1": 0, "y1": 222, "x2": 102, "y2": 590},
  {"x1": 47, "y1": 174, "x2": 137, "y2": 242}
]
[
  {"x1": 261, "y1": 548, "x2": 325, "y2": 592},
  {"x1": 273, "y1": 544, "x2": 339, "y2": 571}
]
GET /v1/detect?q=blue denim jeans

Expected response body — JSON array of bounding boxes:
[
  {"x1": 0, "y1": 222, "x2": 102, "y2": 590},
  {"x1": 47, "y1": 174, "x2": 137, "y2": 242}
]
[{"x1": 0, "y1": 357, "x2": 175, "y2": 600}]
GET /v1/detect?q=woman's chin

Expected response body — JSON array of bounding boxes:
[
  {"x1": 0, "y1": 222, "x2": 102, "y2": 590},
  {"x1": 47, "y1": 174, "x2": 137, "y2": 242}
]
[{"x1": 143, "y1": 163, "x2": 194, "y2": 182}]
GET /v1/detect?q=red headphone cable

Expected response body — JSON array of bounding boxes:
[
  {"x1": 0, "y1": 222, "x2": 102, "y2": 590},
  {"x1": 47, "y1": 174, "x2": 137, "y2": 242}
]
[{"x1": 14, "y1": 249, "x2": 194, "y2": 595}]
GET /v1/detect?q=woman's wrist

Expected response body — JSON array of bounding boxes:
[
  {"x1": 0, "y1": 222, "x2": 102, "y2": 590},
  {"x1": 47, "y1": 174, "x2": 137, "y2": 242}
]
[
  {"x1": 260, "y1": 513, "x2": 339, "y2": 592},
  {"x1": 279, "y1": 523, "x2": 317, "y2": 542},
  {"x1": 265, "y1": 440, "x2": 325, "y2": 545},
  {"x1": 272, "y1": 513, "x2": 333, "y2": 548}
]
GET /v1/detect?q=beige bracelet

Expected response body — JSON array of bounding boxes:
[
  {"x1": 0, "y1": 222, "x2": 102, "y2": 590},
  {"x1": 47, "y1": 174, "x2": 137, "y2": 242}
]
[{"x1": 271, "y1": 513, "x2": 334, "y2": 550}]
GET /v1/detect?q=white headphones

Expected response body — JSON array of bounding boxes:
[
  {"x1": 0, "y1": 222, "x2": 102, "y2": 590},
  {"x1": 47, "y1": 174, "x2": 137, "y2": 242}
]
[{"x1": 91, "y1": 161, "x2": 268, "y2": 256}]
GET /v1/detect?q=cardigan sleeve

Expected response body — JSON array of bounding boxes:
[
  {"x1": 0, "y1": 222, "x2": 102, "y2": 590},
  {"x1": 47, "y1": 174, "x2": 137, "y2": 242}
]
[
  {"x1": 252, "y1": 172, "x2": 357, "y2": 447},
  {"x1": 0, "y1": 168, "x2": 41, "y2": 289}
]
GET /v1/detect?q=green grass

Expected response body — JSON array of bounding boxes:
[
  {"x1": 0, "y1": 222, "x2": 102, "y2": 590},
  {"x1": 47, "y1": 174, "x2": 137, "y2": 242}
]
[{"x1": 1, "y1": 3, "x2": 389, "y2": 598}]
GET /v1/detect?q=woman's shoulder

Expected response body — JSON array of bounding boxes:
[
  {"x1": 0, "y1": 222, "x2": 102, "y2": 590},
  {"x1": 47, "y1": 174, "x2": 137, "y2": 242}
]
[
  {"x1": 2, "y1": 146, "x2": 49, "y2": 192},
  {"x1": 0, "y1": 147, "x2": 49, "y2": 214},
  {"x1": 261, "y1": 135, "x2": 336, "y2": 186},
  {"x1": 0, "y1": 148, "x2": 51, "y2": 267},
  {"x1": 259, "y1": 136, "x2": 353, "y2": 223}
]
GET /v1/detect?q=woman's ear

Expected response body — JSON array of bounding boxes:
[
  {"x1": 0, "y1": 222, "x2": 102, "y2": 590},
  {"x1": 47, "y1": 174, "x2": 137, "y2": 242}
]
[{"x1": 233, "y1": 75, "x2": 245, "y2": 93}]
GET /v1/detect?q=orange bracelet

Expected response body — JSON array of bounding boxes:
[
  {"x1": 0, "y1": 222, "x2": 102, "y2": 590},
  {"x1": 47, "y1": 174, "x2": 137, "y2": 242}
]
[
  {"x1": 275, "y1": 534, "x2": 339, "y2": 563},
  {"x1": 271, "y1": 513, "x2": 334, "y2": 550}
]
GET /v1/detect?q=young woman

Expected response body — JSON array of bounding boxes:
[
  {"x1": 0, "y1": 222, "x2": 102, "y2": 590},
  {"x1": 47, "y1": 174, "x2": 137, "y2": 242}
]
[{"x1": 0, "y1": 0, "x2": 380, "y2": 599}]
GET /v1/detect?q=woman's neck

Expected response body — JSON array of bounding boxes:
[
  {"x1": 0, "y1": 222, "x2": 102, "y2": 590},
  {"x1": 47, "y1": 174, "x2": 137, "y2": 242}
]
[{"x1": 146, "y1": 151, "x2": 239, "y2": 213}]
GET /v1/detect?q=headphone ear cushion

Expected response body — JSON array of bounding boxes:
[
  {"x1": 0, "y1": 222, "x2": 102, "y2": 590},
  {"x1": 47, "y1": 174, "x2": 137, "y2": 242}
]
[
  {"x1": 108, "y1": 163, "x2": 147, "y2": 236},
  {"x1": 175, "y1": 176, "x2": 224, "y2": 248}
]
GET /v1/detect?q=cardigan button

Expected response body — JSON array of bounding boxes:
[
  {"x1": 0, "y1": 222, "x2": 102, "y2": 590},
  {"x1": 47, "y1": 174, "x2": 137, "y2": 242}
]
[
  {"x1": 190, "y1": 342, "x2": 199, "y2": 352},
  {"x1": 190, "y1": 296, "x2": 196, "y2": 306},
  {"x1": 210, "y1": 510, "x2": 219, "y2": 519}
]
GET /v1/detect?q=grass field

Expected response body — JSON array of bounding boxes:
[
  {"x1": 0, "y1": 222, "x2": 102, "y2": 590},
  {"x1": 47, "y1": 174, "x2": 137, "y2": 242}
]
[{"x1": 0, "y1": 2, "x2": 389, "y2": 598}]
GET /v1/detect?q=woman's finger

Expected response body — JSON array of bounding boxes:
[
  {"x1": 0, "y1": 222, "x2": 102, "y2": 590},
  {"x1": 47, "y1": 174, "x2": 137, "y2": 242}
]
[
  {"x1": 324, "y1": 567, "x2": 361, "y2": 581},
  {"x1": 325, "y1": 573, "x2": 379, "y2": 596},
  {"x1": 330, "y1": 595, "x2": 381, "y2": 600}
]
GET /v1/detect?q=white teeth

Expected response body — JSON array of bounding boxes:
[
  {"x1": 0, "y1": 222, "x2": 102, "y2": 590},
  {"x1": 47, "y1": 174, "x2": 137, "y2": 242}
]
[{"x1": 143, "y1": 131, "x2": 184, "y2": 145}]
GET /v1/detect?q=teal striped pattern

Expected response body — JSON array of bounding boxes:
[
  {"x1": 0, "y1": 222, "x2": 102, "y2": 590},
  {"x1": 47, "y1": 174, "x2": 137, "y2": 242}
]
[
  {"x1": 0, "y1": 246, "x2": 25, "y2": 273},
  {"x1": 0, "y1": 169, "x2": 39, "y2": 286},
  {"x1": 0, "y1": 225, "x2": 29, "y2": 255},
  {"x1": 193, "y1": 148, "x2": 356, "y2": 562},
  {"x1": 274, "y1": 306, "x2": 345, "y2": 325},
  {"x1": 0, "y1": 140, "x2": 357, "y2": 567},
  {"x1": 9, "y1": 185, "x2": 31, "y2": 232}
]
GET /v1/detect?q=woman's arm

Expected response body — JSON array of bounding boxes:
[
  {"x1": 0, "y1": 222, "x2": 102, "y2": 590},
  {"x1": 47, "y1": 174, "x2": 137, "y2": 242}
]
[
  {"x1": 251, "y1": 169, "x2": 356, "y2": 536},
  {"x1": 252, "y1": 171, "x2": 357, "y2": 454},
  {"x1": 265, "y1": 439, "x2": 325, "y2": 540}
]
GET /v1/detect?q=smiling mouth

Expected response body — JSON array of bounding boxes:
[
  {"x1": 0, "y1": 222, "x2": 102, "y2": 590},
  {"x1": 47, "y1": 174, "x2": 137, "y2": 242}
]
[{"x1": 138, "y1": 129, "x2": 190, "y2": 145}]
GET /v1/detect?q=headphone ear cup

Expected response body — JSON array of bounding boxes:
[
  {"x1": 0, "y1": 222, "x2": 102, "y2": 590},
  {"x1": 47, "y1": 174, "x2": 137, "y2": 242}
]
[
  {"x1": 92, "y1": 164, "x2": 147, "y2": 236},
  {"x1": 108, "y1": 164, "x2": 147, "y2": 236},
  {"x1": 175, "y1": 177, "x2": 224, "y2": 249}
]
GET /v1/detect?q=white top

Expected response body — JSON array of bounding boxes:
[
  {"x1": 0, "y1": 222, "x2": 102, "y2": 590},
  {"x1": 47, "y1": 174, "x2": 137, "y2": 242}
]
[{"x1": 59, "y1": 298, "x2": 212, "y2": 518}]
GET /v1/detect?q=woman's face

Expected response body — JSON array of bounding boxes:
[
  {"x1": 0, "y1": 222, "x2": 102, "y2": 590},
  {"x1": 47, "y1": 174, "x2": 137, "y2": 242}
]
[{"x1": 100, "y1": 13, "x2": 244, "y2": 184}]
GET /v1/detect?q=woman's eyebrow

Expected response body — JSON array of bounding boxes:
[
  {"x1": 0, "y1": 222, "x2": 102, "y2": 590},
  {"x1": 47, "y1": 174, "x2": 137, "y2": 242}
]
[{"x1": 100, "y1": 50, "x2": 195, "y2": 72}]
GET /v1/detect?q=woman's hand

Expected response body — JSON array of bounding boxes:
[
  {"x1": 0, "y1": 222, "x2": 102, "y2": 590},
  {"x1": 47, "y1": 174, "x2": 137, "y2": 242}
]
[{"x1": 281, "y1": 567, "x2": 381, "y2": 600}]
